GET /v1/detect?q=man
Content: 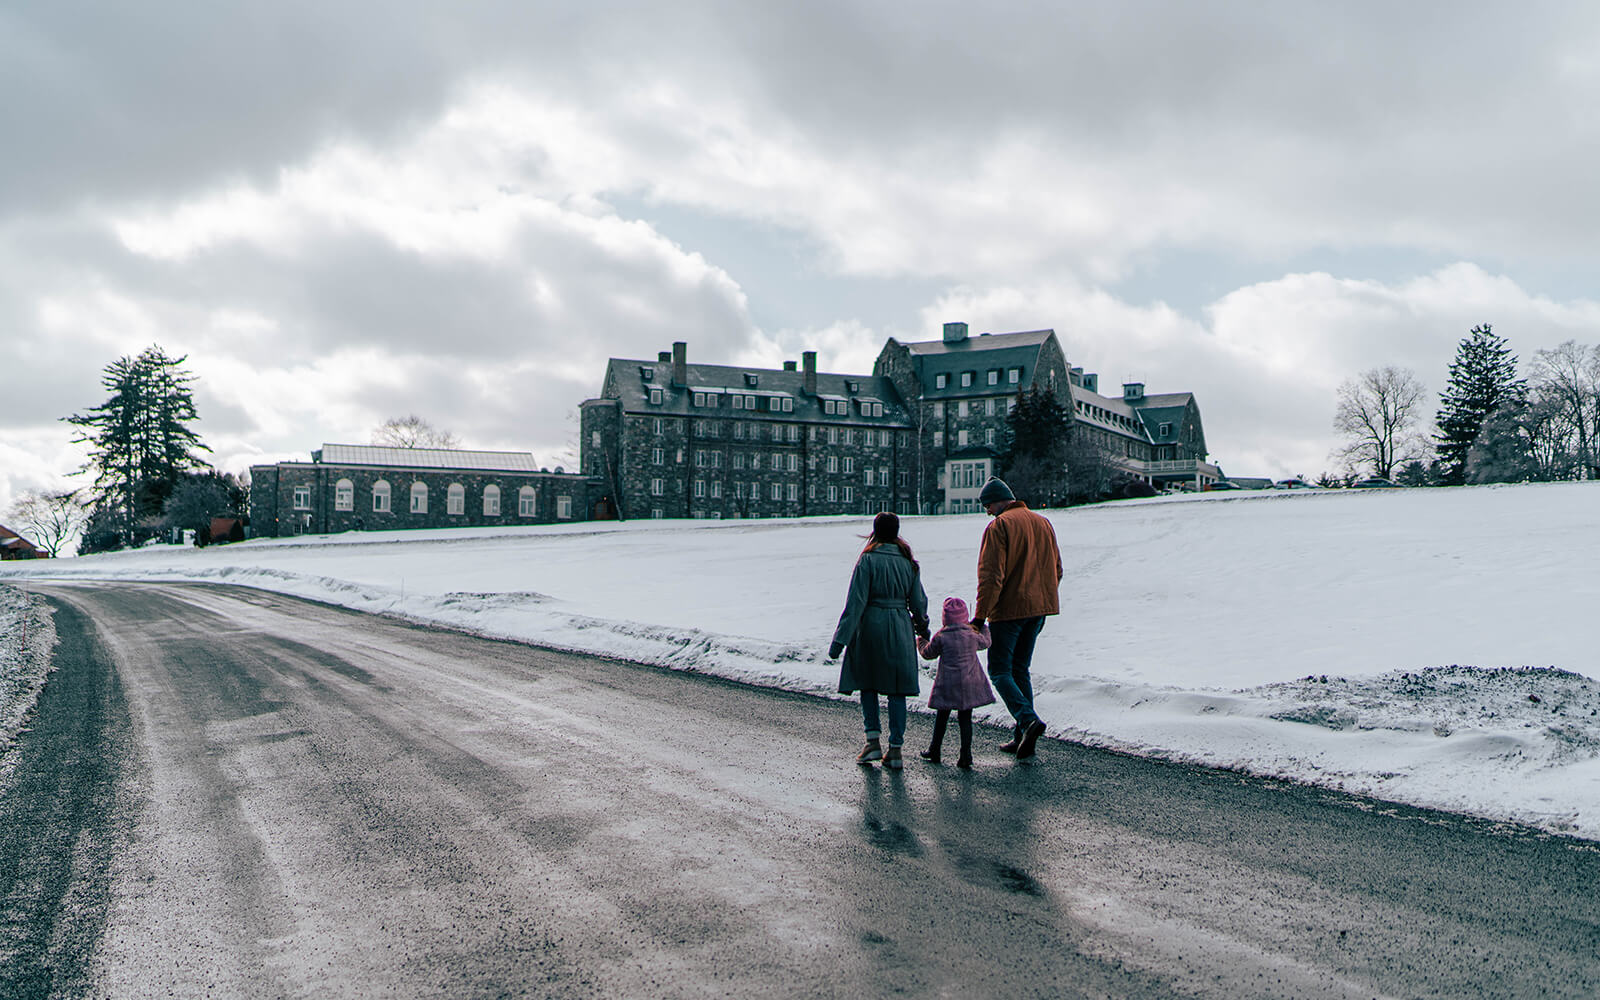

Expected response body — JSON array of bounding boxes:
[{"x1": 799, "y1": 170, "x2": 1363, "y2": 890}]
[{"x1": 971, "y1": 477, "x2": 1063, "y2": 760}]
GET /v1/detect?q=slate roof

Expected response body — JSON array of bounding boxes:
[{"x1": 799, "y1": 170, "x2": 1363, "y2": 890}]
[
  {"x1": 311, "y1": 444, "x2": 542, "y2": 472},
  {"x1": 601, "y1": 359, "x2": 914, "y2": 425},
  {"x1": 898, "y1": 329, "x2": 1056, "y2": 400},
  {"x1": 1069, "y1": 384, "x2": 1152, "y2": 442}
]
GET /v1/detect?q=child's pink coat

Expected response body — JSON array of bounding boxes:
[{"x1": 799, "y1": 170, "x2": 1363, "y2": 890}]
[{"x1": 916, "y1": 597, "x2": 996, "y2": 711}]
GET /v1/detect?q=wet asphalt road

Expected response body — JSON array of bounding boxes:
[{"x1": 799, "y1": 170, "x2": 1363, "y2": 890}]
[{"x1": 2, "y1": 582, "x2": 1598, "y2": 999}]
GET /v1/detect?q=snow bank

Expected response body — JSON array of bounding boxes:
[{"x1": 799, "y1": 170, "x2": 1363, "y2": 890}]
[{"x1": 0, "y1": 584, "x2": 58, "y2": 782}]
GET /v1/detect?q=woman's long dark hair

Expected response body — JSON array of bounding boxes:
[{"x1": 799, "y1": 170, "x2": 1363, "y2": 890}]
[{"x1": 861, "y1": 511, "x2": 918, "y2": 573}]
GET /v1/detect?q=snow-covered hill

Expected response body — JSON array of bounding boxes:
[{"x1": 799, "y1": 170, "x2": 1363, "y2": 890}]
[{"x1": 5, "y1": 481, "x2": 1598, "y2": 837}]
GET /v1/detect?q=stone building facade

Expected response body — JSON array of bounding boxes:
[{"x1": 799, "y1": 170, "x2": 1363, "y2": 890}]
[
  {"x1": 580, "y1": 324, "x2": 1220, "y2": 520},
  {"x1": 579, "y1": 344, "x2": 917, "y2": 520},
  {"x1": 250, "y1": 444, "x2": 606, "y2": 538}
]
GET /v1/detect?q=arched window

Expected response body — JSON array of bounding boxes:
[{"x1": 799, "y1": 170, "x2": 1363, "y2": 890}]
[
  {"x1": 447, "y1": 483, "x2": 465, "y2": 516},
  {"x1": 372, "y1": 480, "x2": 391, "y2": 513},
  {"x1": 335, "y1": 478, "x2": 354, "y2": 511},
  {"x1": 410, "y1": 481, "x2": 428, "y2": 514},
  {"x1": 518, "y1": 485, "x2": 537, "y2": 517},
  {"x1": 483, "y1": 484, "x2": 501, "y2": 516}
]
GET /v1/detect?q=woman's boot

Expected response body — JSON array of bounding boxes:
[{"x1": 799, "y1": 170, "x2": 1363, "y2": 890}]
[{"x1": 856, "y1": 737, "x2": 882, "y2": 765}]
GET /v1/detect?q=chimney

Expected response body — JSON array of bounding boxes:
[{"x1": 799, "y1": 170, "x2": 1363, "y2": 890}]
[
  {"x1": 802, "y1": 351, "x2": 817, "y2": 395},
  {"x1": 1084, "y1": 372, "x2": 1098, "y2": 393},
  {"x1": 658, "y1": 350, "x2": 672, "y2": 363},
  {"x1": 942, "y1": 321, "x2": 969, "y2": 344},
  {"x1": 783, "y1": 360, "x2": 797, "y2": 371},
  {"x1": 1069, "y1": 366, "x2": 1084, "y2": 387},
  {"x1": 672, "y1": 342, "x2": 687, "y2": 386},
  {"x1": 1123, "y1": 382, "x2": 1144, "y2": 402}
]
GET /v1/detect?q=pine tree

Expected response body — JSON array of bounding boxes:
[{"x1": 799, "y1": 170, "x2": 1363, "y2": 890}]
[
  {"x1": 65, "y1": 345, "x2": 211, "y2": 545},
  {"x1": 997, "y1": 385, "x2": 1073, "y2": 506},
  {"x1": 1434, "y1": 324, "x2": 1525, "y2": 486}
]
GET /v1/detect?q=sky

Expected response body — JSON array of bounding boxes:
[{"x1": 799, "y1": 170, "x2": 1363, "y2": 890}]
[
  {"x1": 7, "y1": 482, "x2": 1599, "y2": 838},
  {"x1": 6, "y1": 2, "x2": 1600, "y2": 514}
]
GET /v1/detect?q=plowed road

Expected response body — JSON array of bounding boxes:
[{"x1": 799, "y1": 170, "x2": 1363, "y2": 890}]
[{"x1": 3, "y1": 582, "x2": 1598, "y2": 998}]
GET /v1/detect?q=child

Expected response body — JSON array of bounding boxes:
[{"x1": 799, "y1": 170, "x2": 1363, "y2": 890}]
[{"x1": 915, "y1": 597, "x2": 995, "y2": 769}]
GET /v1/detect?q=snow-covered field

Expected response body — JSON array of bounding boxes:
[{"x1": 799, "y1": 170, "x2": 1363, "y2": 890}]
[{"x1": 3, "y1": 481, "x2": 1598, "y2": 838}]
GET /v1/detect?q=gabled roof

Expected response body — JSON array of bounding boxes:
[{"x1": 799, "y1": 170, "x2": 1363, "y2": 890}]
[
  {"x1": 599, "y1": 359, "x2": 913, "y2": 425},
  {"x1": 1128, "y1": 394, "x2": 1196, "y2": 444},
  {"x1": 895, "y1": 329, "x2": 1058, "y2": 399},
  {"x1": 313, "y1": 444, "x2": 542, "y2": 472}
]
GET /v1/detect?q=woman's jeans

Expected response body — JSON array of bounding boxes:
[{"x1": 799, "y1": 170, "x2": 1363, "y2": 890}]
[{"x1": 860, "y1": 690, "x2": 907, "y2": 746}]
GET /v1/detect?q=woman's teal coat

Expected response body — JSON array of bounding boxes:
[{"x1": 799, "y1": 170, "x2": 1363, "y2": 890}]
[{"x1": 831, "y1": 545, "x2": 929, "y2": 697}]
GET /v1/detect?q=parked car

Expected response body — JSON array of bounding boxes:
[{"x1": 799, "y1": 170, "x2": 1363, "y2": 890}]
[
  {"x1": 1274, "y1": 478, "x2": 1314, "y2": 490},
  {"x1": 1203, "y1": 480, "x2": 1242, "y2": 491},
  {"x1": 1352, "y1": 477, "x2": 1400, "y2": 488}
]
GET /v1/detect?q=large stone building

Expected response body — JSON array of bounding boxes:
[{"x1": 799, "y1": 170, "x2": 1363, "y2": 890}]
[
  {"x1": 580, "y1": 324, "x2": 1219, "y2": 520},
  {"x1": 579, "y1": 344, "x2": 917, "y2": 519},
  {"x1": 250, "y1": 444, "x2": 606, "y2": 538}
]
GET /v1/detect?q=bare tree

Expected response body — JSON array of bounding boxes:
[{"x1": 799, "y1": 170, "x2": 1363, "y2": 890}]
[
  {"x1": 1529, "y1": 340, "x2": 1600, "y2": 479},
  {"x1": 1332, "y1": 366, "x2": 1429, "y2": 479},
  {"x1": 371, "y1": 415, "x2": 460, "y2": 449},
  {"x1": 7, "y1": 489, "x2": 88, "y2": 557}
]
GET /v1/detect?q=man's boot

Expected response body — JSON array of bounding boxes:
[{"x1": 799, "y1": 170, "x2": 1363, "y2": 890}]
[{"x1": 999, "y1": 723, "x2": 1023, "y2": 754}]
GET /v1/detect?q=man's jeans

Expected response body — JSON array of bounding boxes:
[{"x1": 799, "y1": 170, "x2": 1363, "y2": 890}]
[
  {"x1": 988, "y1": 616, "x2": 1046, "y2": 729},
  {"x1": 860, "y1": 691, "x2": 908, "y2": 746}
]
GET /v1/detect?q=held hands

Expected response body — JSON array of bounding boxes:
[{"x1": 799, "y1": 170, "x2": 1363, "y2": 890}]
[{"x1": 971, "y1": 618, "x2": 986, "y2": 632}]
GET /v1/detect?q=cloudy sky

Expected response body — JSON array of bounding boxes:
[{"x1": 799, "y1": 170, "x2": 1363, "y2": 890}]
[{"x1": 5, "y1": 1, "x2": 1600, "y2": 515}]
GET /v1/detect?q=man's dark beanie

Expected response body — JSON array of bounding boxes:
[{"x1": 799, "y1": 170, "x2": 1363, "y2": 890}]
[{"x1": 978, "y1": 477, "x2": 1015, "y2": 506}]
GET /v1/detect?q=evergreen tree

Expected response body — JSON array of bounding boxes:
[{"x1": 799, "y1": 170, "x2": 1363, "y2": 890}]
[
  {"x1": 65, "y1": 346, "x2": 211, "y2": 544},
  {"x1": 997, "y1": 385, "x2": 1073, "y2": 506},
  {"x1": 1434, "y1": 324, "x2": 1525, "y2": 485}
]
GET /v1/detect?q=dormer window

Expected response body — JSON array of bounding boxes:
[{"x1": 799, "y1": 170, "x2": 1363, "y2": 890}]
[
  {"x1": 1159, "y1": 422, "x2": 1173, "y2": 437},
  {"x1": 781, "y1": 397, "x2": 793, "y2": 412},
  {"x1": 960, "y1": 372, "x2": 973, "y2": 387},
  {"x1": 1009, "y1": 367, "x2": 1022, "y2": 384},
  {"x1": 846, "y1": 380, "x2": 859, "y2": 393},
  {"x1": 640, "y1": 366, "x2": 654, "y2": 382},
  {"x1": 744, "y1": 373, "x2": 759, "y2": 387},
  {"x1": 987, "y1": 370, "x2": 999, "y2": 386},
  {"x1": 649, "y1": 387, "x2": 663, "y2": 405},
  {"x1": 693, "y1": 391, "x2": 707, "y2": 407},
  {"x1": 935, "y1": 374, "x2": 948, "y2": 389}
]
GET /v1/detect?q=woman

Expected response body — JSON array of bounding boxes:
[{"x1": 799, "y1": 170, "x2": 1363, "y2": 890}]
[{"x1": 829, "y1": 512, "x2": 930, "y2": 769}]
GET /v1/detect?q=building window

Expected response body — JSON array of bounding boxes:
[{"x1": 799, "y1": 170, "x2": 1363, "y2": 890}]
[
  {"x1": 1009, "y1": 367, "x2": 1022, "y2": 384},
  {"x1": 733, "y1": 453, "x2": 746, "y2": 470},
  {"x1": 843, "y1": 486, "x2": 854, "y2": 503},
  {"x1": 292, "y1": 485, "x2": 311, "y2": 510},
  {"x1": 744, "y1": 395, "x2": 756, "y2": 409},
  {"x1": 772, "y1": 451, "x2": 782, "y2": 469},
  {"x1": 933, "y1": 402, "x2": 944, "y2": 418},
  {"x1": 958, "y1": 430, "x2": 969, "y2": 447},
  {"x1": 844, "y1": 429, "x2": 854, "y2": 445},
  {"x1": 958, "y1": 401, "x2": 968, "y2": 418},
  {"x1": 652, "y1": 509, "x2": 663, "y2": 519},
  {"x1": 898, "y1": 471, "x2": 909, "y2": 487},
  {"x1": 880, "y1": 465, "x2": 889, "y2": 484},
  {"x1": 865, "y1": 468, "x2": 875, "y2": 486},
  {"x1": 651, "y1": 478, "x2": 664, "y2": 497},
  {"x1": 710, "y1": 481, "x2": 722, "y2": 499},
  {"x1": 335, "y1": 479, "x2": 353, "y2": 511},
  {"x1": 843, "y1": 457, "x2": 855, "y2": 474},
  {"x1": 649, "y1": 387, "x2": 663, "y2": 405},
  {"x1": 770, "y1": 483, "x2": 781, "y2": 501},
  {"x1": 447, "y1": 483, "x2": 465, "y2": 515},
  {"x1": 988, "y1": 370, "x2": 999, "y2": 386},
  {"x1": 410, "y1": 482, "x2": 428, "y2": 514},
  {"x1": 782, "y1": 398, "x2": 794, "y2": 412},
  {"x1": 694, "y1": 479, "x2": 705, "y2": 498},
  {"x1": 787, "y1": 454, "x2": 798, "y2": 472},
  {"x1": 1160, "y1": 422, "x2": 1173, "y2": 437},
  {"x1": 693, "y1": 391, "x2": 705, "y2": 407},
  {"x1": 653, "y1": 417, "x2": 664, "y2": 434},
  {"x1": 935, "y1": 374, "x2": 947, "y2": 389},
  {"x1": 653, "y1": 447, "x2": 664, "y2": 465},
  {"x1": 828, "y1": 428, "x2": 838, "y2": 445},
  {"x1": 519, "y1": 486, "x2": 538, "y2": 517},
  {"x1": 732, "y1": 395, "x2": 744, "y2": 410},
  {"x1": 933, "y1": 431, "x2": 944, "y2": 447},
  {"x1": 787, "y1": 483, "x2": 798, "y2": 502},
  {"x1": 961, "y1": 372, "x2": 973, "y2": 387},
  {"x1": 751, "y1": 454, "x2": 761, "y2": 470},
  {"x1": 986, "y1": 429, "x2": 996, "y2": 446},
  {"x1": 483, "y1": 484, "x2": 501, "y2": 516},
  {"x1": 828, "y1": 485, "x2": 838, "y2": 503},
  {"x1": 591, "y1": 431, "x2": 602, "y2": 447},
  {"x1": 557, "y1": 496, "x2": 572, "y2": 519},
  {"x1": 986, "y1": 399, "x2": 996, "y2": 416},
  {"x1": 827, "y1": 455, "x2": 839, "y2": 473}
]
